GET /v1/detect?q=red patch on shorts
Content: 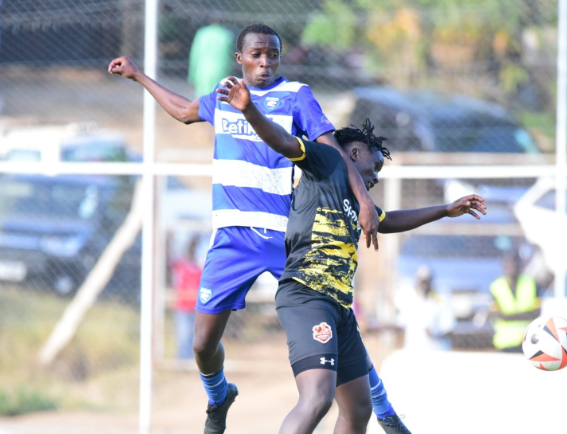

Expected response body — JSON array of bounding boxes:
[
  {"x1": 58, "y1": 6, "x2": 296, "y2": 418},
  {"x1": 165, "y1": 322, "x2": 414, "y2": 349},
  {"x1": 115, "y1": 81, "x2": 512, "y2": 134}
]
[{"x1": 312, "y1": 322, "x2": 333, "y2": 343}]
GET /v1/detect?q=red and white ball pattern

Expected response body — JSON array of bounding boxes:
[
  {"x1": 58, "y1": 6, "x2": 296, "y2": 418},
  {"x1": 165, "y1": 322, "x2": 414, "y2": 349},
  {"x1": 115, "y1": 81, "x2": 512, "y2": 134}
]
[{"x1": 522, "y1": 316, "x2": 567, "y2": 371}]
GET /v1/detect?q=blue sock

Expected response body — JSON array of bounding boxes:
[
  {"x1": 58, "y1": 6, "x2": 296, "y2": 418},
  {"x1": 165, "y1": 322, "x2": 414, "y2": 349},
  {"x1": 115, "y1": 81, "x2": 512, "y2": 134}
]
[
  {"x1": 368, "y1": 365, "x2": 396, "y2": 420},
  {"x1": 200, "y1": 368, "x2": 228, "y2": 406}
]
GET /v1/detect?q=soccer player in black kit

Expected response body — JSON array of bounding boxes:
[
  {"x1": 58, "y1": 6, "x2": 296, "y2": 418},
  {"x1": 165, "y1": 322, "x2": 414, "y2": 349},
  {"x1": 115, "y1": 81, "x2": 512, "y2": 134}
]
[{"x1": 217, "y1": 76, "x2": 487, "y2": 434}]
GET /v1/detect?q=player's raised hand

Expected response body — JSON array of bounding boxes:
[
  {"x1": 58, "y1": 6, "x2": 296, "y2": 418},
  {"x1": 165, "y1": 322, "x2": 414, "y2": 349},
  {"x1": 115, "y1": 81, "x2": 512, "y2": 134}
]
[
  {"x1": 447, "y1": 195, "x2": 487, "y2": 220},
  {"x1": 359, "y1": 205, "x2": 380, "y2": 250},
  {"x1": 216, "y1": 77, "x2": 251, "y2": 112},
  {"x1": 108, "y1": 56, "x2": 140, "y2": 80}
]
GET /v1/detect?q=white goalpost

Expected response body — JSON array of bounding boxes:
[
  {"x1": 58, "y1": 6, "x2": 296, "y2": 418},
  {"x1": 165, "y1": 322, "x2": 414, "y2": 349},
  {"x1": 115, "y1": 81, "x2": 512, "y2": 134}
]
[
  {"x1": 140, "y1": 0, "x2": 158, "y2": 432},
  {"x1": 554, "y1": 0, "x2": 567, "y2": 301}
]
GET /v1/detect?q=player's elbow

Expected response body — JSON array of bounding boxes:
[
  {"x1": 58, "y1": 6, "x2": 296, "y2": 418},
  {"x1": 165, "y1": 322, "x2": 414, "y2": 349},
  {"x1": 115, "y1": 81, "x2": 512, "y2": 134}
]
[
  {"x1": 278, "y1": 137, "x2": 304, "y2": 160},
  {"x1": 178, "y1": 103, "x2": 201, "y2": 124},
  {"x1": 179, "y1": 109, "x2": 196, "y2": 124},
  {"x1": 287, "y1": 138, "x2": 303, "y2": 155}
]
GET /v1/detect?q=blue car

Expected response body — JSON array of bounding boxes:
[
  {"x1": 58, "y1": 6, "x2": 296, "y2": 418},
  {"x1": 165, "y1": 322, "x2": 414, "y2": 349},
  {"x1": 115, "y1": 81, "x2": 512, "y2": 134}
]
[{"x1": 0, "y1": 173, "x2": 140, "y2": 299}]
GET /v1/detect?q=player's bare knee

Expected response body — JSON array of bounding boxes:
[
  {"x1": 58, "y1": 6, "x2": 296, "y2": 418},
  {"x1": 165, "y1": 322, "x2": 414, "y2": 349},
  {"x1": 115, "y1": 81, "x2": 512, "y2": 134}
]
[
  {"x1": 309, "y1": 398, "x2": 333, "y2": 421},
  {"x1": 337, "y1": 403, "x2": 372, "y2": 432},
  {"x1": 298, "y1": 392, "x2": 333, "y2": 419},
  {"x1": 192, "y1": 334, "x2": 219, "y2": 358},
  {"x1": 356, "y1": 400, "x2": 373, "y2": 424}
]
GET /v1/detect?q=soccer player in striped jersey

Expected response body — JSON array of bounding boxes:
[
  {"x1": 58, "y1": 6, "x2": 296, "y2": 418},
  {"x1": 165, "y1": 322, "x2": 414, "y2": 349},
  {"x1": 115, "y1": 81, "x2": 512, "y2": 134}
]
[{"x1": 109, "y1": 23, "x2": 401, "y2": 433}]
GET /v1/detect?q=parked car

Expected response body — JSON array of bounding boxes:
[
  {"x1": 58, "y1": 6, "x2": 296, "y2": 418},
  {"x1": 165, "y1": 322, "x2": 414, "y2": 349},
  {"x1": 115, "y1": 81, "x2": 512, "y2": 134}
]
[
  {"x1": 0, "y1": 173, "x2": 136, "y2": 295},
  {"x1": 0, "y1": 122, "x2": 132, "y2": 163},
  {"x1": 0, "y1": 123, "x2": 141, "y2": 298},
  {"x1": 514, "y1": 177, "x2": 567, "y2": 293},
  {"x1": 350, "y1": 87, "x2": 541, "y2": 154},
  {"x1": 0, "y1": 123, "x2": 214, "y2": 304}
]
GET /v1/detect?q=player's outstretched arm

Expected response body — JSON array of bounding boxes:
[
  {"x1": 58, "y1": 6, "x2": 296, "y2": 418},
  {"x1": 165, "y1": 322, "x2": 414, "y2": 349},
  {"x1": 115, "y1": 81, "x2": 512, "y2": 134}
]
[
  {"x1": 379, "y1": 195, "x2": 487, "y2": 234},
  {"x1": 108, "y1": 56, "x2": 202, "y2": 124},
  {"x1": 217, "y1": 76, "x2": 303, "y2": 159},
  {"x1": 316, "y1": 132, "x2": 381, "y2": 251}
]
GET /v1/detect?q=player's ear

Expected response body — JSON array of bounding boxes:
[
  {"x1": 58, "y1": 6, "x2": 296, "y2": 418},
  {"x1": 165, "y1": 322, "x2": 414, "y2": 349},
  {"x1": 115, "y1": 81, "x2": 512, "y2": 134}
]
[
  {"x1": 235, "y1": 52, "x2": 242, "y2": 65},
  {"x1": 350, "y1": 145, "x2": 360, "y2": 162}
]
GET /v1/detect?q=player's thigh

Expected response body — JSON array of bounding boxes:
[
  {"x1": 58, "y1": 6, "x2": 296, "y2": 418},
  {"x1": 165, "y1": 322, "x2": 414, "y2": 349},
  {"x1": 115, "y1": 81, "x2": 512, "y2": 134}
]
[
  {"x1": 196, "y1": 227, "x2": 266, "y2": 314},
  {"x1": 193, "y1": 309, "x2": 232, "y2": 350},
  {"x1": 276, "y1": 281, "x2": 341, "y2": 374},
  {"x1": 334, "y1": 374, "x2": 372, "y2": 419},
  {"x1": 334, "y1": 315, "x2": 372, "y2": 427},
  {"x1": 265, "y1": 229, "x2": 286, "y2": 280},
  {"x1": 336, "y1": 309, "x2": 368, "y2": 386},
  {"x1": 295, "y1": 368, "x2": 336, "y2": 409}
]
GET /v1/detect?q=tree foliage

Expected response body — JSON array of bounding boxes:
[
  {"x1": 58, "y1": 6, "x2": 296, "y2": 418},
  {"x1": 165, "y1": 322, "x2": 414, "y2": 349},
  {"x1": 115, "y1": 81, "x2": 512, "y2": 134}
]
[{"x1": 302, "y1": 0, "x2": 557, "y2": 93}]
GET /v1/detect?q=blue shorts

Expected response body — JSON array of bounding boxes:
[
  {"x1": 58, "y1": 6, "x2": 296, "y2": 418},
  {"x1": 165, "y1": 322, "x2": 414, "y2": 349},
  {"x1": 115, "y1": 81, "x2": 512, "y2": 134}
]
[{"x1": 196, "y1": 226, "x2": 286, "y2": 314}]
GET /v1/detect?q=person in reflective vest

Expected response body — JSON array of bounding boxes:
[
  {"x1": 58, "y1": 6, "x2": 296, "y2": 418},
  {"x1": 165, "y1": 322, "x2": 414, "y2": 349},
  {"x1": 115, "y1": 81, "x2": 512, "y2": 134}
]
[{"x1": 490, "y1": 251, "x2": 540, "y2": 352}]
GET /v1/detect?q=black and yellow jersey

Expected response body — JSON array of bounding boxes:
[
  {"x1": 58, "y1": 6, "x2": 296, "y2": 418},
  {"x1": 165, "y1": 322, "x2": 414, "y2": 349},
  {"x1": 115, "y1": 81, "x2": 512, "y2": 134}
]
[{"x1": 280, "y1": 137, "x2": 385, "y2": 309}]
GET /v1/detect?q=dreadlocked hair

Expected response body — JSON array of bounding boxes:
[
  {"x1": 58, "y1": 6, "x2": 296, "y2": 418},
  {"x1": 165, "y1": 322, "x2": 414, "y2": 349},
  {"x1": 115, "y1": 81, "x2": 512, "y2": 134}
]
[
  {"x1": 236, "y1": 23, "x2": 282, "y2": 53},
  {"x1": 334, "y1": 118, "x2": 391, "y2": 160}
]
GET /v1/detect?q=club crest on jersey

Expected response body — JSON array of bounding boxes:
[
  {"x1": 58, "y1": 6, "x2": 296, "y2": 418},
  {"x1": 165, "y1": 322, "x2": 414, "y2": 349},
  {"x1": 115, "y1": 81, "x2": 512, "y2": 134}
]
[
  {"x1": 264, "y1": 97, "x2": 280, "y2": 110},
  {"x1": 312, "y1": 322, "x2": 333, "y2": 343},
  {"x1": 199, "y1": 288, "x2": 212, "y2": 304}
]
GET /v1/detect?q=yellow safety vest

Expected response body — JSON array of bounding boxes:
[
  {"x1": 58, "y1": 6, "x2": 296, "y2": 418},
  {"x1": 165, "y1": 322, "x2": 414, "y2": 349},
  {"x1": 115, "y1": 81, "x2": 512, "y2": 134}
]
[{"x1": 490, "y1": 275, "x2": 538, "y2": 350}]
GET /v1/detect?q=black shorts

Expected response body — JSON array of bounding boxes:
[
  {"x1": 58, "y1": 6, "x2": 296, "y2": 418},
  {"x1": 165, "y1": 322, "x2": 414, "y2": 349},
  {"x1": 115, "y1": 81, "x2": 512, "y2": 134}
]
[{"x1": 275, "y1": 279, "x2": 368, "y2": 386}]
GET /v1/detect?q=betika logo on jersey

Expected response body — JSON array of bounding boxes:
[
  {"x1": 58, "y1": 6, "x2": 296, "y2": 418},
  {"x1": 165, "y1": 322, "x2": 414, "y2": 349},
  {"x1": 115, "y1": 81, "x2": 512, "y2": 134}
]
[
  {"x1": 215, "y1": 110, "x2": 293, "y2": 141},
  {"x1": 221, "y1": 118, "x2": 262, "y2": 141}
]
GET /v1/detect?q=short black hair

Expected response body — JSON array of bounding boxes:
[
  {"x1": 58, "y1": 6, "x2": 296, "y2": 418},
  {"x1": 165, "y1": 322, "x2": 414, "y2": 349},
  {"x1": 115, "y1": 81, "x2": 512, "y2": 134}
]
[
  {"x1": 334, "y1": 118, "x2": 391, "y2": 160},
  {"x1": 236, "y1": 23, "x2": 282, "y2": 53}
]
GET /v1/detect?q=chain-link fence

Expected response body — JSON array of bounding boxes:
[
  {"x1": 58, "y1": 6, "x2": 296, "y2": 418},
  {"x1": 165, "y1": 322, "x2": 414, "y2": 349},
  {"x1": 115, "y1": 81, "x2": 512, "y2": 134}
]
[{"x1": 0, "y1": 0, "x2": 565, "y2": 433}]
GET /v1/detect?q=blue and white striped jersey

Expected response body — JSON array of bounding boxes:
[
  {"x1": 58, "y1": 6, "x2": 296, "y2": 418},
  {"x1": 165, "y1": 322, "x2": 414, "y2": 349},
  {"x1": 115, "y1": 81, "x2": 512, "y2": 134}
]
[{"x1": 198, "y1": 77, "x2": 335, "y2": 232}]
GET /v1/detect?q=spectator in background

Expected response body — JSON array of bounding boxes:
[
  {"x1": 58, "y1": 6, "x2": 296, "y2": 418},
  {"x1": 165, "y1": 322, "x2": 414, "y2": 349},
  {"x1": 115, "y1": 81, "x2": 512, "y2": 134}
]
[
  {"x1": 398, "y1": 265, "x2": 454, "y2": 351},
  {"x1": 188, "y1": 22, "x2": 233, "y2": 98},
  {"x1": 489, "y1": 250, "x2": 540, "y2": 353},
  {"x1": 171, "y1": 236, "x2": 202, "y2": 359}
]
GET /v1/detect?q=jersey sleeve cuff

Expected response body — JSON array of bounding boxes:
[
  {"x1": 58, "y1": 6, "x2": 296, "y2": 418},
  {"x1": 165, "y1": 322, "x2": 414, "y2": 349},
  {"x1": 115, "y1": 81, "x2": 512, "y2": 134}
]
[
  {"x1": 288, "y1": 137, "x2": 306, "y2": 162},
  {"x1": 379, "y1": 209, "x2": 386, "y2": 222},
  {"x1": 309, "y1": 124, "x2": 336, "y2": 142}
]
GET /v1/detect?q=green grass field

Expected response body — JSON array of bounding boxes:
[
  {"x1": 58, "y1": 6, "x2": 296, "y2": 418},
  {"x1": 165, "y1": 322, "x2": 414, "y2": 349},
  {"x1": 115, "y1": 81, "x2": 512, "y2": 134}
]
[{"x1": 0, "y1": 289, "x2": 142, "y2": 415}]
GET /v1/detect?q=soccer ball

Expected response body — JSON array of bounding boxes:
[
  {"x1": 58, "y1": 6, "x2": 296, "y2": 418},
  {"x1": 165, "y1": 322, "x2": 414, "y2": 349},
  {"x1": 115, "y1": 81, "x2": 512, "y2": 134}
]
[{"x1": 522, "y1": 316, "x2": 567, "y2": 371}]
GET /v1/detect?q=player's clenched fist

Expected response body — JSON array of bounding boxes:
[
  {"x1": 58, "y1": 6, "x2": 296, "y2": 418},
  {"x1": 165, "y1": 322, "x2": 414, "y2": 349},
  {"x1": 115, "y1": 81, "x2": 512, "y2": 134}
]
[{"x1": 108, "y1": 56, "x2": 140, "y2": 80}]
